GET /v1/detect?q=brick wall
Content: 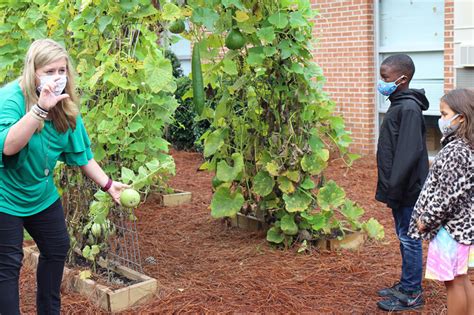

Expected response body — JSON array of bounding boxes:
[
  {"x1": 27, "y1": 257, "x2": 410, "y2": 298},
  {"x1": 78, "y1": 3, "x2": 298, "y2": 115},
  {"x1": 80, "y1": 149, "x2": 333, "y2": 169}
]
[
  {"x1": 444, "y1": 0, "x2": 455, "y2": 92},
  {"x1": 311, "y1": 0, "x2": 376, "y2": 155}
]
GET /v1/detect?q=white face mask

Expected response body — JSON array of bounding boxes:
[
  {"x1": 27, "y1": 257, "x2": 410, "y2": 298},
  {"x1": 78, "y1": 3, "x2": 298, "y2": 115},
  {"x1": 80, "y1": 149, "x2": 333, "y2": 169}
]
[{"x1": 37, "y1": 75, "x2": 68, "y2": 96}]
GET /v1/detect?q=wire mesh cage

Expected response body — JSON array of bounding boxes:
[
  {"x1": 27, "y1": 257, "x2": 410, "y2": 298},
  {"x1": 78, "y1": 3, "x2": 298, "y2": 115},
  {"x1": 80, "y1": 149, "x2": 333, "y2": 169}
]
[{"x1": 59, "y1": 167, "x2": 144, "y2": 276}]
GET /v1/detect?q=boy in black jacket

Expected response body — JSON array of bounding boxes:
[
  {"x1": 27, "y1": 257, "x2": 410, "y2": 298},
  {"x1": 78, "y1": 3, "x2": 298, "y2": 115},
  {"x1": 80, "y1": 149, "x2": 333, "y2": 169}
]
[{"x1": 375, "y1": 54, "x2": 429, "y2": 312}]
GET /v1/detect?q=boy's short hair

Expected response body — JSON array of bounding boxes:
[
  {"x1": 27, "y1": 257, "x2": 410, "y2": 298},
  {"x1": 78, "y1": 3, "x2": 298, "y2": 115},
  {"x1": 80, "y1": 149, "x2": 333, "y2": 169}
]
[{"x1": 381, "y1": 54, "x2": 416, "y2": 80}]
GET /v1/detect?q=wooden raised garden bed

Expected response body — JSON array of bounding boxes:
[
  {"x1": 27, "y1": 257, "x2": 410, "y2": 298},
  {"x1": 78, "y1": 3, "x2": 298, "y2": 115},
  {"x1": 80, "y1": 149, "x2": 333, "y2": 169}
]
[
  {"x1": 23, "y1": 246, "x2": 157, "y2": 313},
  {"x1": 230, "y1": 213, "x2": 269, "y2": 232},
  {"x1": 149, "y1": 189, "x2": 192, "y2": 207},
  {"x1": 316, "y1": 230, "x2": 366, "y2": 251}
]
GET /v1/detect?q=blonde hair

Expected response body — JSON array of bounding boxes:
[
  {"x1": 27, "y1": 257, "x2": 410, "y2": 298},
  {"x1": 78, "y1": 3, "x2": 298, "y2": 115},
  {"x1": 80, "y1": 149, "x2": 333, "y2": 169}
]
[{"x1": 20, "y1": 39, "x2": 78, "y2": 132}]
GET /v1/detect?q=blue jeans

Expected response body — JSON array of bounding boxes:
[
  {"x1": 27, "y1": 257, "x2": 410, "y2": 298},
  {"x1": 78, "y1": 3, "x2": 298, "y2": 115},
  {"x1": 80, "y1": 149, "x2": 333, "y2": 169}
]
[
  {"x1": 0, "y1": 199, "x2": 70, "y2": 315},
  {"x1": 392, "y1": 206, "x2": 423, "y2": 292}
]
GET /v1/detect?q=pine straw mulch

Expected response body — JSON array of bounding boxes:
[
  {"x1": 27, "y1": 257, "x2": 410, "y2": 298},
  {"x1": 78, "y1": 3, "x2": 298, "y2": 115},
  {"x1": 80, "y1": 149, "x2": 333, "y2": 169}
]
[{"x1": 19, "y1": 150, "x2": 472, "y2": 314}]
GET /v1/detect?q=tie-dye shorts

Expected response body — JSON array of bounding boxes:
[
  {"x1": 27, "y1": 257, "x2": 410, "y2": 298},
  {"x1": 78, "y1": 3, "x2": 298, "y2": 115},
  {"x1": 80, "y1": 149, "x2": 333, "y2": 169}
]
[{"x1": 425, "y1": 227, "x2": 474, "y2": 281}]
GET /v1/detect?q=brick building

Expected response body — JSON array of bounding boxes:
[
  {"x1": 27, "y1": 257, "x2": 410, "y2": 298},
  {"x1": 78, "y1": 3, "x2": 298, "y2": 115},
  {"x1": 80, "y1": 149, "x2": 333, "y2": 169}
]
[
  {"x1": 171, "y1": 0, "x2": 474, "y2": 156},
  {"x1": 311, "y1": 0, "x2": 474, "y2": 155}
]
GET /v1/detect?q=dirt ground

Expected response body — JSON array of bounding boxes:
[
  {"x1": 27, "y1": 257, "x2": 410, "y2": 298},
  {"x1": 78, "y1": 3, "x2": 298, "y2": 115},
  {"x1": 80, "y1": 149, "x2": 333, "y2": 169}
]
[{"x1": 19, "y1": 150, "x2": 472, "y2": 314}]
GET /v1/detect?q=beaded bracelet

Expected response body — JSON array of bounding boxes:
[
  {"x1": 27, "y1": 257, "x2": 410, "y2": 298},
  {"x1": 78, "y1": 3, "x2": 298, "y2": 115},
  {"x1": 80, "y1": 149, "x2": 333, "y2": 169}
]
[
  {"x1": 101, "y1": 178, "x2": 113, "y2": 192},
  {"x1": 31, "y1": 105, "x2": 48, "y2": 119},
  {"x1": 29, "y1": 110, "x2": 44, "y2": 121}
]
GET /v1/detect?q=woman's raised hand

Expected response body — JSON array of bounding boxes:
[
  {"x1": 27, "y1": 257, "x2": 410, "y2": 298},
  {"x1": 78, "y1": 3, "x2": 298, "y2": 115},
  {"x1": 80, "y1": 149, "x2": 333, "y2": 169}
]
[{"x1": 37, "y1": 77, "x2": 70, "y2": 111}]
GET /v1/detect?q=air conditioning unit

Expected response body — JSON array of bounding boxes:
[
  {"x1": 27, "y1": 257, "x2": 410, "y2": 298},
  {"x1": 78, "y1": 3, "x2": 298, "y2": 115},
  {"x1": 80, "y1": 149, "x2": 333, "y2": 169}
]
[{"x1": 459, "y1": 45, "x2": 474, "y2": 67}]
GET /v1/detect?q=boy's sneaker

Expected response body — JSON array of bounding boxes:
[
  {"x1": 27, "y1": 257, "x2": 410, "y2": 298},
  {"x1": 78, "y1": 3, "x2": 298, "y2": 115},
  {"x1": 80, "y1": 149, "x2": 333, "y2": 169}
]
[
  {"x1": 377, "y1": 289, "x2": 424, "y2": 312},
  {"x1": 377, "y1": 282, "x2": 402, "y2": 297}
]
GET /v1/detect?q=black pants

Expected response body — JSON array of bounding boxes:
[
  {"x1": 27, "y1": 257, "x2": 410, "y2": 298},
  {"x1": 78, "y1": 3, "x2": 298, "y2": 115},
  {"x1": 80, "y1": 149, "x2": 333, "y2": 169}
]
[{"x1": 0, "y1": 199, "x2": 70, "y2": 315}]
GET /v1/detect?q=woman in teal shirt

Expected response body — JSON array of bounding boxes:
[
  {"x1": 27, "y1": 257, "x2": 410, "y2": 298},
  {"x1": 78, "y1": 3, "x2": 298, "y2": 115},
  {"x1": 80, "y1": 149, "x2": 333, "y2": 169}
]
[{"x1": 0, "y1": 39, "x2": 128, "y2": 314}]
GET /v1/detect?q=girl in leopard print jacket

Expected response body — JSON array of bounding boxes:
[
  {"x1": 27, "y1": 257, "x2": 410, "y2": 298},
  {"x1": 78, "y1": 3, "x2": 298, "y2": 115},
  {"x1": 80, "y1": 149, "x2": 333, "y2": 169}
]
[{"x1": 408, "y1": 88, "x2": 473, "y2": 314}]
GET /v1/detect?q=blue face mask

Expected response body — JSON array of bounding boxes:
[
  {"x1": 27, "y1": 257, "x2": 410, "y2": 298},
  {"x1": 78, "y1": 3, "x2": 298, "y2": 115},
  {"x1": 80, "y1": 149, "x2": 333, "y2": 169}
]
[{"x1": 377, "y1": 75, "x2": 405, "y2": 96}]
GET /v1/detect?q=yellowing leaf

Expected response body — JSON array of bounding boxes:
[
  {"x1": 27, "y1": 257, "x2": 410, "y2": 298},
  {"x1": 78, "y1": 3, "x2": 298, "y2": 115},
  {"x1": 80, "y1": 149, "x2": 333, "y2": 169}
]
[
  {"x1": 234, "y1": 10, "x2": 249, "y2": 22},
  {"x1": 79, "y1": 270, "x2": 92, "y2": 280}
]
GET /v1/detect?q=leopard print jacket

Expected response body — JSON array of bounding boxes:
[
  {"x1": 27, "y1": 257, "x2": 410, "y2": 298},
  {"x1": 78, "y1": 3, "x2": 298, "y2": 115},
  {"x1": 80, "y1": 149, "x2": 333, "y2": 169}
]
[{"x1": 408, "y1": 135, "x2": 473, "y2": 245}]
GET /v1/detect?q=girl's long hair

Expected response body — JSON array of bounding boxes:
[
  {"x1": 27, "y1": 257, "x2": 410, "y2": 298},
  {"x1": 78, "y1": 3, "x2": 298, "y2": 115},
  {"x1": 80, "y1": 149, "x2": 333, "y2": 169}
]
[
  {"x1": 441, "y1": 88, "x2": 474, "y2": 147},
  {"x1": 20, "y1": 39, "x2": 78, "y2": 132}
]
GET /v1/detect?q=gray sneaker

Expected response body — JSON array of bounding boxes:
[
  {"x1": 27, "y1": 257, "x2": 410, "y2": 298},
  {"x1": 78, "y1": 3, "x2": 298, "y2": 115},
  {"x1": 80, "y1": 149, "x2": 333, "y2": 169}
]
[{"x1": 377, "y1": 282, "x2": 402, "y2": 297}]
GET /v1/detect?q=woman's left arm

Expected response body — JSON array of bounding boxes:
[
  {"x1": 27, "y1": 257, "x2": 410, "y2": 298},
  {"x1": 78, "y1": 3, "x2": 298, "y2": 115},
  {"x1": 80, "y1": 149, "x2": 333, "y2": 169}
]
[{"x1": 80, "y1": 159, "x2": 129, "y2": 204}]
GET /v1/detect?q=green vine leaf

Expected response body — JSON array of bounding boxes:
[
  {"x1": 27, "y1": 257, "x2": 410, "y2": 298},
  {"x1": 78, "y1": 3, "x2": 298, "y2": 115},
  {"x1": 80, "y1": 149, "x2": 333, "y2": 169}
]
[
  {"x1": 268, "y1": 12, "x2": 288, "y2": 29},
  {"x1": 216, "y1": 153, "x2": 244, "y2": 182},
  {"x1": 283, "y1": 191, "x2": 312, "y2": 212},
  {"x1": 204, "y1": 129, "x2": 227, "y2": 157},
  {"x1": 266, "y1": 226, "x2": 285, "y2": 244},
  {"x1": 363, "y1": 218, "x2": 385, "y2": 240},
  {"x1": 210, "y1": 187, "x2": 245, "y2": 218},
  {"x1": 317, "y1": 180, "x2": 345, "y2": 210},
  {"x1": 277, "y1": 176, "x2": 295, "y2": 194},
  {"x1": 253, "y1": 170, "x2": 275, "y2": 197},
  {"x1": 281, "y1": 214, "x2": 298, "y2": 235}
]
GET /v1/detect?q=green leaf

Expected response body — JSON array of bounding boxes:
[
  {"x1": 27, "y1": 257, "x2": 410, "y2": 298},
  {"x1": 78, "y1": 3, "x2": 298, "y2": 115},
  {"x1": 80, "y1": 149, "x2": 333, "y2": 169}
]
[
  {"x1": 222, "y1": 0, "x2": 246, "y2": 10},
  {"x1": 317, "y1": 180, "x2": 345, "y2": 210},
  {"x1": 107, "y1": 72, "x2": 132, "y2": 90},
  {"x1": 289, "y1": 11, "x2": 307, "y2": 27},
  {"x1": 282, "y1": 191, "x2": 312, "y2": 212},
  {"x1": 192, "y1": 7, "x2": 219, "y2": 30},
  {"x1": 268, "y1": 12, "x2": 289, "y2": 29},
  {"x1": 263, "y1": 46, "x2": 278, "y2": 57},
  {"x1": 363, "y1": 218, "x2": 385, "y2": 240},
  {"x1": 216, "y1": 153, "x2": 244, "y2": 182},
  {"x1": 316, "y1": 148, "x2": 330, "y2": 161},
  {"x1": 127, "y1": 122, "x2": 144, "y2": 133},
  {"x1": 121, "y1": 167, "x2": 135, "y2": 184},
  {"x1": 162, "y1": 3, "x2": 181, "y2": 21},
  {"x1": 253, "y1": 170, "x2": 275, "y2": 197},
  {"x1": 340, "y1": 200, "x2": 364, "y2": 221},
  {"x1": 277, "y1": 176, "x2": 295, "y2": 194},
  {"x1": 204, "y1": 129, "x2": 226, "y2": 157},
  {"x1": 247, "y1": 46, "x2": 265, "y2": 66},
  {"x1": 222, "y1": 58, "x2": 238, "y2": 75},
  {"x1": 277, "y1": 40, "x2": 293, "y2": 59},
  {"x1": 129, "y1": 142, "x2": 146, "y2": 153},
  {"x1": 91, "y1": 244, "x2": 100, "y2": 255},
  {"x1": 98, "y1": 15, "x2": 113, "y2": 33},
  {"x1": 309, "y1": 213, "x2": 328, "y2": 231},
  {"x1": 301, "y1": 153, "x2": 326, "y2": 175},
  {"x1": 256, "y1": 26, "x2": 275, "y2": 43},
  {"x1": 266, "y1": 226, "x2": 285, "y2": 244},
  {"x1": 308, "y1": 133, "x2": 324, "y2": 151},
  {"x1": 144, "y1": 53, "x2": 175, "y2": 93},
  {"x1": 210, "y1": 187, "x2": 244, "y2": 218},
  {"x1": 289, "y1": 63, "x2": 304, "y2": 74},
  {"x1": 281, "y1": 214, "x2": 298, "y2": 235},
  {"x1": 300, "y1": 177, "x2": 315, "y2": 190}
]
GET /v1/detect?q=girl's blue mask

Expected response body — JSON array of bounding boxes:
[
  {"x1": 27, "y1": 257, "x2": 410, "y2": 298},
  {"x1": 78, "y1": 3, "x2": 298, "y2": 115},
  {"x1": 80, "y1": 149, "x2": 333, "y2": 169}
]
[{"x1": 377, "y1": 75, "x2": 405, "y2": 96}]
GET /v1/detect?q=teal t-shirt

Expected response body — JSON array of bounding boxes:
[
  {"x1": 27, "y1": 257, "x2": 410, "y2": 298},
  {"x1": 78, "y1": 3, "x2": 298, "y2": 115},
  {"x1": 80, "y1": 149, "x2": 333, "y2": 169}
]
[{"x1": 0, "y1": 80, "x2": 93, "y2": 216}]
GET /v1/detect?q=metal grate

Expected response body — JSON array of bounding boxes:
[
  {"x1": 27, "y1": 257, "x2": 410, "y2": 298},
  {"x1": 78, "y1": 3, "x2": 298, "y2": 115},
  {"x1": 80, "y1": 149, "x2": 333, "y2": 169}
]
[
  {"x1": 107, "y1": 206, "x2": 143, "y2": 273},
  {"x1": 60, "y1": 169, "x2": 143, "y2": 274}
]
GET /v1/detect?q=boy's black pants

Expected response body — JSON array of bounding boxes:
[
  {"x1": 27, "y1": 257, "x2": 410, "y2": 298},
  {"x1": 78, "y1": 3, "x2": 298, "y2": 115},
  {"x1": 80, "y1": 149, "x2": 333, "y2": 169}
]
[{"x1": 0, "y1": 199, "x2": 70, "y2": 315}]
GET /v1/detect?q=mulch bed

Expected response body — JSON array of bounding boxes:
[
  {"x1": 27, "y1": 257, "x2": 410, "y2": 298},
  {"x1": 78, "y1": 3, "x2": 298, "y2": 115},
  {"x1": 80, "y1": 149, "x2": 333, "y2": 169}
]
[{"x1": 19, "y1": 150, "x2": 471, "y2": 314}]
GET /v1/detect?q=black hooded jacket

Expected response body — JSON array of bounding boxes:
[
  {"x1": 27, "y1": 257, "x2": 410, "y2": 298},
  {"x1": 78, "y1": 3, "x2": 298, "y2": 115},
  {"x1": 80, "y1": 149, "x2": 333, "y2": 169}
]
[{"x1": 375, "y1": 88, "x2": 430, "y2": 209}]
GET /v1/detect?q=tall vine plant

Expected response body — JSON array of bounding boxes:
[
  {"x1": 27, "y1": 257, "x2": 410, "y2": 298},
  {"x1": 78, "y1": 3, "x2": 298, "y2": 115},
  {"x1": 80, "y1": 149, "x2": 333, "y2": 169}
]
[
  {"x1": 177, "y1": 0, "x2": 384, "y2": 245},
  {"x1": 0, "y1": 0, "x2": 178, "y2": 264}
]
